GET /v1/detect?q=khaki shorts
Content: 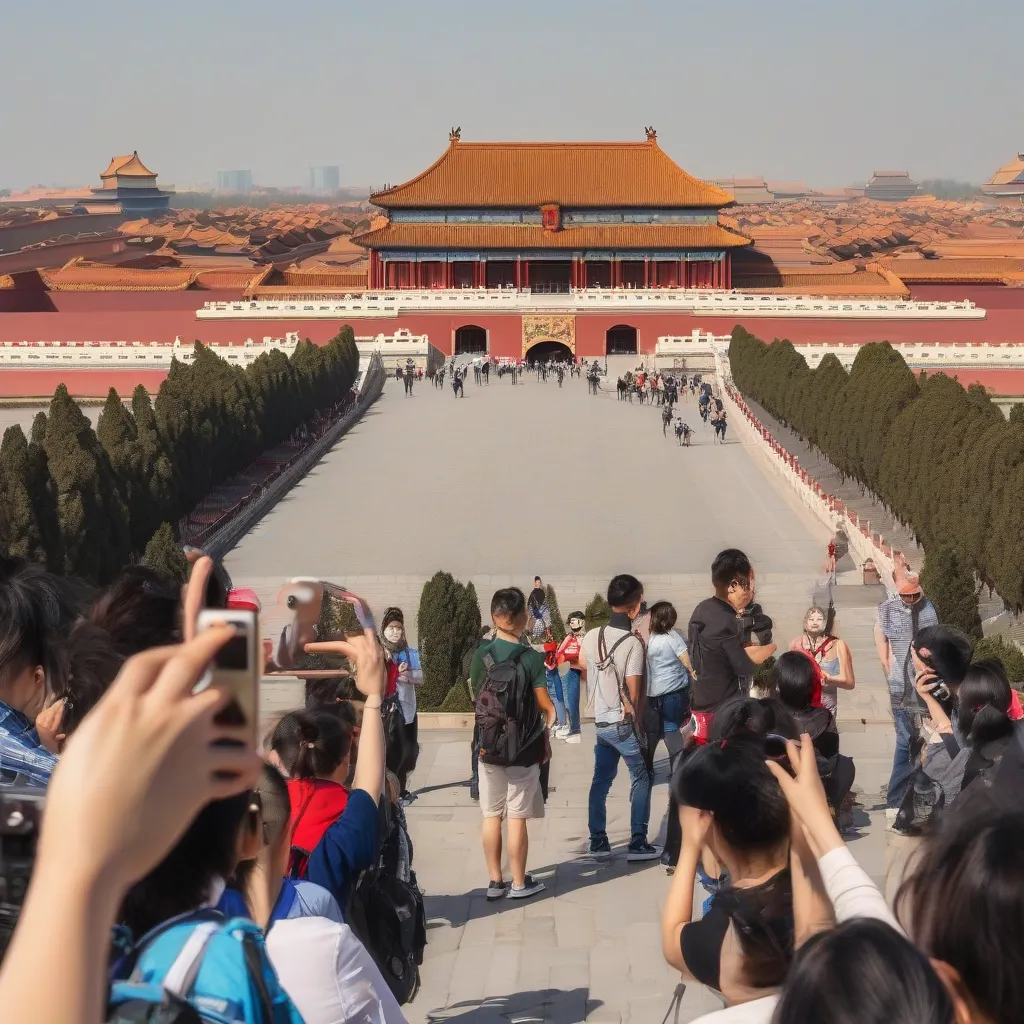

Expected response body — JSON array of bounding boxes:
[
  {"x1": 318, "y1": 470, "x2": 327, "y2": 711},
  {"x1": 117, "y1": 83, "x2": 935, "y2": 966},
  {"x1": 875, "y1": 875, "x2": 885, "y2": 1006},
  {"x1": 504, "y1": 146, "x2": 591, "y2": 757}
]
[{"x1": 479, "y1": 762, "x2": 545, "y2": 820}]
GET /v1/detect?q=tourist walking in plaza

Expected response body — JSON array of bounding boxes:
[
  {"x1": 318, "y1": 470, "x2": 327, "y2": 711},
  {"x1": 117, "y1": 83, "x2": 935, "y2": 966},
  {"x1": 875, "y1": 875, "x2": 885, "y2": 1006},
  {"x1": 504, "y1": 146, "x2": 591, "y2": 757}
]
[
  {"x1": 874, "y1": 568, "x2": 937, "y2": 819},
  {"x1": 687, "y1": 549, "x2": 777, "y2": 743},
  {"x1": 452, "y1": 368, "x2": 464, "y2": 398},
  {"x1": 643, "y1": 600, "x2": 694, "y2": 869},
  {"x1": 471, "y1": 587, "x2": 555, "y2": 900},
  {"x1": 579, "y1": 574, "x2": 660, "y2": 861},
  {"x1": 380, "y1": 606, "x2": 423, "y2": 802},
  {"x1": 789, "y1": 605, "x2": 856, "y2": 715},
  {"x1": 554, "y1": 610, "x2": 585, "y2": 742}
]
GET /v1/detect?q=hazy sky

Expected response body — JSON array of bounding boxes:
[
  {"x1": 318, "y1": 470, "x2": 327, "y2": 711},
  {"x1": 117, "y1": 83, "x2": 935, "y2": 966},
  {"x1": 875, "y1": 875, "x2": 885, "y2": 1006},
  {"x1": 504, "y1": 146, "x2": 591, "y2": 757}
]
[{"x1": 2, "y1": 0, "x2": 1021, "y2": 191}]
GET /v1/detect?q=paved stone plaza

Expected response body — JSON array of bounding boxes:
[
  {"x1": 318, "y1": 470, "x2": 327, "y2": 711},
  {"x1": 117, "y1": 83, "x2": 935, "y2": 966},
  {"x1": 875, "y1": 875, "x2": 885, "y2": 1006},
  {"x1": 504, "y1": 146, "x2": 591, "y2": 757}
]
[{"x1": 230, "y1": 372, "x2": 898, "y2": 1022}]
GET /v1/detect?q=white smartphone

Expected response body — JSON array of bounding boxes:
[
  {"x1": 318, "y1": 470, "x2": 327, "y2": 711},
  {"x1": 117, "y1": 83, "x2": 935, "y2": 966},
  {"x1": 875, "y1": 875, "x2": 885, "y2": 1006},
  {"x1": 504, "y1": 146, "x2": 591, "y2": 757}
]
[{"x1": 195, "y1": 609, "x2": 260, "y2": 740}]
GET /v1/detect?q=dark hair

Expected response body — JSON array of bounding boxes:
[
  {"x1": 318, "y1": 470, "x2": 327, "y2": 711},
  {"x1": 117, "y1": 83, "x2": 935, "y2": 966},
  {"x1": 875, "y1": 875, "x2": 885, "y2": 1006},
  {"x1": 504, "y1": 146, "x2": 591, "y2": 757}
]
[
  {"x1": 955, "y1": 658, "x2": 1013, "y2": 746},
  {"x1": 304, "y1": 676, "x2": 358, "y2": 710},
  {"x1": 88, "y1": 565, "x2": 181, "y2": 658},
  {"x1": 528, "y1": 585, "x2": 546, "y2": 612},
  {"x1": 234, "y1": 765, "x2": 291, "y2": 898},
  {"x1": 59, "y1": 622, "x2": 124, "y2": 735},
  {"x1": 912, "y1": 625, "x2": 973, "y2": 686},
  {"x1": 491, "y1": 586, "x2": 526, "y2": 620},
  {"x1": 711, "y1": 549, "x2": 752, "y2": 590},
  {"x1": 772, "y1": 919, "x2": 955, "y2": 1024},
  {"x1": 648, "y1": 601, "x2": 677, "y2": 635},
  {"x1": 120, "y1": 793, "x2": 252, "y2": 937},
  {"x1": 674, "y1": 734, "x2": 789, "y2": 851},
  {"x1": 607, "y1": 574, "x2": 643, "y2": 609},
  {"x1": 271, "y1": 709, "x2": 351, "y2": 779},
  {"x1": 0, "y1": 556, "x2": 68, "y2": 693},
  {"x1": 711, "y1": 696, "x2": 799, "y2": 745},
  {"x1": 774, "y1": 651, "x2": 817, "y2": 711},
  {"x1": 897, "y1": 809, "x2": 1024, "y2": 1024}
]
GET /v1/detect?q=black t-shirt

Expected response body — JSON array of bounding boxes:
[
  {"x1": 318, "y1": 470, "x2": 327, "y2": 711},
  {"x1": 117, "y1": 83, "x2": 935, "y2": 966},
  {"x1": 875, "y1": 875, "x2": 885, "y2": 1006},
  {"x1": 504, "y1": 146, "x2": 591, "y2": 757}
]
[
  {"x1": 680, "y1": 867, "x2": 793, "y2": 992},
  {"x1": 688, "y1": 597, "x2": 758, "y2": 712}
]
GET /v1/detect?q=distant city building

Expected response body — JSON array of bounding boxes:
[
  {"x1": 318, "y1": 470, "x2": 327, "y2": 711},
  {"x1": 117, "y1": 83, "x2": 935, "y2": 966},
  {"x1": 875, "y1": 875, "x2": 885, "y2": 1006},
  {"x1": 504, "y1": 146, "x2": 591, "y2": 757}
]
[
  {"x1": 81, "y1": 152, "x2": 173, "y2": 215},
  {"x1": 309, "y1": 165, "x2": 341, "y2": 192},
  {"x1": 981, "y1": 153, "x2": 1024, "y2": 204},
  {"x1": 216, "y1": 169, "x2": 253, "y2": 193},
  {"x1": 864, "y1": 170, "x2": 920, "y2": 202}
]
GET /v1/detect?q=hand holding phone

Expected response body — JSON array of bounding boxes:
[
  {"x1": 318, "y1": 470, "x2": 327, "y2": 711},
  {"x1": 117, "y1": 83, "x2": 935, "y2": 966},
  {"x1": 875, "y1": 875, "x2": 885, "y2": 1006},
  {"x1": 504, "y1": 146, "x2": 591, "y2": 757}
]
[{"x1": 195, "y1": 609, "x2": 260, "y2": 741}]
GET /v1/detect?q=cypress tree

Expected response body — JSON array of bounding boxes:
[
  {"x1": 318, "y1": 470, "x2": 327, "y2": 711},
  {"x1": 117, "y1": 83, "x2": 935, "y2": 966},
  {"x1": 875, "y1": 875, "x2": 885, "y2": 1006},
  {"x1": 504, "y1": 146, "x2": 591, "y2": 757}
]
[
  {"x1": 545, "y1": 584, "x2": 567, "y2": 643},
  {"x1": 416, "y1": 571, "x2": 482, "y2": 710},
  {"x1": 142, "y1": 522, "x2": 188, "y2": 584},
  {"x1": 43, "y1": 384, "x2": 131, "y2": 583},
  {"x1": 971, "y1": 635, "x2": 1024, "y2": 685},
  {"x1": 0, "y1": 425, "x2": 47, "y2": 564},
  {"x1": 97, "y1": 388, "x2": 146, "y2": 553},
  {"x1": 585, "y1": 592, "x2": 611, "y2": 631},
  {"x1": 920, "y1": 546, "x2": 981, "y2": 639}
]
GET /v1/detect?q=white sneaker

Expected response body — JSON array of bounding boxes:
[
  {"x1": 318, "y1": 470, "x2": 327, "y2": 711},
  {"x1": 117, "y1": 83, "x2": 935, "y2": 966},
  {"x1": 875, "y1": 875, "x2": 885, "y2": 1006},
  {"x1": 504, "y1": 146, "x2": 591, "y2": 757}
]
[
  {"x1": 564, "y1": 732, "x2": 582, "y2": 744},
  {"x1": 885, "y1": 808, "x2": 898, "y2": 825},
  {"x1": 554, "y1": 725, "x2": 570, "y2": 739}
]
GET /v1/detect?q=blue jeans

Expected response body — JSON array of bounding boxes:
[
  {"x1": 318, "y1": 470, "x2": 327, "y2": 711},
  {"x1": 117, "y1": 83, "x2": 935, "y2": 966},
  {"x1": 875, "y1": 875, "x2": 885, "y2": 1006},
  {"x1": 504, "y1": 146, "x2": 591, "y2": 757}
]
[
  {"x1": 545, "y1": 668, "x2": 566, "y2": 728},
  {"x1": 588, "y1": 722, "x2": 652, "y2": 844},
  {"x1": 887, "y1": 706, "x2": 917, "y2": 809},
  {"x1": 563, "y1": 668, "x2": 581, "y2": 734}
]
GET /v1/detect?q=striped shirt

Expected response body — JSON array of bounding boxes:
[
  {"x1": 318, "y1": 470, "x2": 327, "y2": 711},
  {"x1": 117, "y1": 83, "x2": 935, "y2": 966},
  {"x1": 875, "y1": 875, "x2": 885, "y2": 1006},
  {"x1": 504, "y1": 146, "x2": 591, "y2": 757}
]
[
  {"x1": 0, "y1": 701, "x2": 58, "y2": 788},
  {"x1": 876, "y1": 595, "x2": 938, "y2": 706}
]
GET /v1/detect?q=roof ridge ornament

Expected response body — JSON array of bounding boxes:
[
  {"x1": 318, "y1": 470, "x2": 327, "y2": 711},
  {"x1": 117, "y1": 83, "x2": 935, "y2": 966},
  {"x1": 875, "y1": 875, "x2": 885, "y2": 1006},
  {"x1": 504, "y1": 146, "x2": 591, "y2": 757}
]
[
  {"x1": 449, "y1": 126, "x2": 462, "y2": 143},
  {"x1": 645, "y1": 126, "x2": 657, "y2": 143}
]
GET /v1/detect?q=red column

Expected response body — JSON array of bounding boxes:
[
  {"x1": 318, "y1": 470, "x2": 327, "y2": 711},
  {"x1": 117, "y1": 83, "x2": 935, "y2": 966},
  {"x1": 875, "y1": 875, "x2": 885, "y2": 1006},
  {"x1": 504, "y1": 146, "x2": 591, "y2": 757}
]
[
  {"x1": 644, "y1": 258, "x2": 649, "y2": 288},
  {"x1": 515, "y1": 257, "x2": 521, "y2": 289},
  {"x1": 680, "y1": 260, "x2": 686, "y2": 289},
  {"x1": 522, "y1": 260, "x2": 530, "y2": 289}
]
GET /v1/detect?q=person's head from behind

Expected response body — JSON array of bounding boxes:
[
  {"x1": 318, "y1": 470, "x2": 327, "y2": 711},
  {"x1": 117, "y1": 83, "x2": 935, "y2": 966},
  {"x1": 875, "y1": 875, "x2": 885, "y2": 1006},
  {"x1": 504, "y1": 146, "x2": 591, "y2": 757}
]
[
  {"x1": 607, "y1": 574, "x2": 644, "y2": 617},
  {"x1": 954, "y1": 658, "x2": 1013, "y2": 747},
  {"x1": 271, "y1": 709, "x2": 352, "y2": 784},
  {"x1": 88, "y1": 565, "x2": 181, "y2": 658},
  {"x1": 304, "y1": 675, "x2": 357, "y2": 714},
  {"x1": 712, "y1": 696, "x2": 799, "y2": 748},
  {"x1": 712, "y1": 549, "x2": 754, "y2": 612},
  {"x1": 897, "y1": 808, "x2": 1024, "y2": 1024},
  {"x1": 234, "y1": 765, "x2": 294, "y2": 926},
  {"x1": 911, "y1": 625, "x2": 973, "y2": 688},
  {"x1": 774, "y1": 651, "x2": 819, "y2": 713},
  {"x1": 491, "y1": 587, "x2": 527, "y2": 637},
  {"x1": 674, "y1": 733, "x2": 789, "y2": 865},
  {"x1": 0, "y1": 556, "x2": 67, "y2": 719},
  {"x1": 120, "y1": 792, "x2": 252, "y2": 937},
  {"x1": 59, "y1": 622, "x2": 125, "y2": 738},
  {"x1": 648, "y1": 601, "x2": 677, "y2": 635},
  {"x1": 771, "y1": 919, "x2": 955, "y2": 1024}
]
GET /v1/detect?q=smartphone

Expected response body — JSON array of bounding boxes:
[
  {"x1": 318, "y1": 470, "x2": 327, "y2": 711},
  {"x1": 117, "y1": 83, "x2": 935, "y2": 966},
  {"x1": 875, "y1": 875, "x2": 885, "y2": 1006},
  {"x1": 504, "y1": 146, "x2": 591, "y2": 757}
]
[
  {"x1": 195, "y1": 608, "x2": 260, "y2": 740},
  {"x1": 927, "y1": 681, "x2": 952, "y2": 702}
]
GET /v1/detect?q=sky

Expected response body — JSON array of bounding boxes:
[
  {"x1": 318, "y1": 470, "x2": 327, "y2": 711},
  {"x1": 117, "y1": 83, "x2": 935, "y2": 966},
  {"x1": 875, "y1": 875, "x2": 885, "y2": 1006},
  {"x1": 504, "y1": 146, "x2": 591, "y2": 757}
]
[{"x1": 1, "y1": 0, "x2": 1022, "y2": 192}]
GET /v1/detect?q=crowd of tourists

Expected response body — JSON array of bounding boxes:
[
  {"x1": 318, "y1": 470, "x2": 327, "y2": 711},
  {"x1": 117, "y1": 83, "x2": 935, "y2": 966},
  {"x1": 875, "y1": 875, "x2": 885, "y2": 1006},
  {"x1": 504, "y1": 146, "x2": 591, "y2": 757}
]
[
  {"x1": 3, "y1": 531, "x2": 1024, "y2": 1023},
  {"x1": 465, "y1": 554, "x2": 1024, "y2": 1023}
]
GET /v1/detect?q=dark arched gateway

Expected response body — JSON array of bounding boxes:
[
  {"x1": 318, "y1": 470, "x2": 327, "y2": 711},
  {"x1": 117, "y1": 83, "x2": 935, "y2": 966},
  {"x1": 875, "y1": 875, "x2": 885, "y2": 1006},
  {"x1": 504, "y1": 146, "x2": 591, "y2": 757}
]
[
  {"x1": 454, "y1": 325, "x2": 488, "y2": 355},
  {"x1": 606, "y1": 324, "x2": 638, "y2": 355},
  {"x1": 527, "y1": 341, "x2": 574, "y2": 364}
]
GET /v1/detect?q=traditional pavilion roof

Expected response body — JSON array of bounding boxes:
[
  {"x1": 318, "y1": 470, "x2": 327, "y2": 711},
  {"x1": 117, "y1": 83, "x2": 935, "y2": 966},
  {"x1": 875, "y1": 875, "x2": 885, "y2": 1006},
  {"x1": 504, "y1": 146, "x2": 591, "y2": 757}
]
[
  {"x1": 877, "y1": 257, "x2": 1024, "y2": 283},
  {"x1": 100, "y1": 155, "x2": 137, "y2": 179},
  {"x1": 353, "y1": 222, "x2": 750, "y2": 251},
  {"x1": 988, "y1": 154, "x2": 1024, "y2": 186},
  {"x1": 370, "y1": 133, "x2": 733, "y2": 210}
]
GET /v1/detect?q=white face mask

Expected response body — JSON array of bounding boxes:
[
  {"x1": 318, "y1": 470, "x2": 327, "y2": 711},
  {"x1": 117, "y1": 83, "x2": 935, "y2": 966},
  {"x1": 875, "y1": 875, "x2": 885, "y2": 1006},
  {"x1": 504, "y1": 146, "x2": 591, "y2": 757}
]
[{"x1": 384, "y1": 625, "x2": 404, "y2": 644}]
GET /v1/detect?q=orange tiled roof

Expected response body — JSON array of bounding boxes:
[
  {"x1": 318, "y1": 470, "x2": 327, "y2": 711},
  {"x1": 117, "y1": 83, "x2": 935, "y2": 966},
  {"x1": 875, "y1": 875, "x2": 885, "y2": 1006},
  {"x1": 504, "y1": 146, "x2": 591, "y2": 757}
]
[
  {"x1": 100, "y1": 155, "x2": 136, "y2": 179},
  {"x1": 370, "y1": 137, "x2": 732, "y2": 209},
  {"x1": 353, "y1": 222, "x2": 750, "y2": 251},
  {"x1": 113, "y1": 152, "x2": 157, "y2": 178},
  {"x1": 279, "y1": 269, "x2": 370, "y2": 288},
  {"x1": 988, "y1": 153, "x2": 1024, "y2": 186},
  {"x1": 878, "y1": 257, "x2": 1024, "y2": 282},
  {"x1": 40, "y1": 266, "x2": 197, "y2": 291},
  {"x1": 0, "y1": 275, "x2": 14, "y2": 289},
  {"x1": 193, "y1": 268, "x2": 264, "y2": 290}
]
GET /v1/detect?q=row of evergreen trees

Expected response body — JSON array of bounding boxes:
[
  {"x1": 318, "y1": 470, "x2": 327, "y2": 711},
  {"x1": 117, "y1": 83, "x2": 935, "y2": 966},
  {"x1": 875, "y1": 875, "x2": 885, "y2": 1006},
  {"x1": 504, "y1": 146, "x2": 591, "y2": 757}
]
[
  {"x1": 0, "y1": 328, "x2": 360, "y2": 585},
  {"x1": 728, "y1": 326, "x2": 1024, "y2": 615}
]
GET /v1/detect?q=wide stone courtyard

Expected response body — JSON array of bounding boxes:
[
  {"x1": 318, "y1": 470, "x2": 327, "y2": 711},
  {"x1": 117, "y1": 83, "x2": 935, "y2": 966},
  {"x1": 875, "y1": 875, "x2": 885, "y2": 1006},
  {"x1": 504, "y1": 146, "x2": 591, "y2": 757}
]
[{"x1": 230, "y1": 370, "x2": 898, "y2": 1023}]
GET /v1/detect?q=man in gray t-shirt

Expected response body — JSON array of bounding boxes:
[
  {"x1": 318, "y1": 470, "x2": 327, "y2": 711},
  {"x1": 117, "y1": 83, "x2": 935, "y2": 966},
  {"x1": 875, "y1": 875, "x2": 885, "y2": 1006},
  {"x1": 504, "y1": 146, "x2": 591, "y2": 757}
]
[{"x1": 578, "y1": 574, "x2": 660, "y2": 863}]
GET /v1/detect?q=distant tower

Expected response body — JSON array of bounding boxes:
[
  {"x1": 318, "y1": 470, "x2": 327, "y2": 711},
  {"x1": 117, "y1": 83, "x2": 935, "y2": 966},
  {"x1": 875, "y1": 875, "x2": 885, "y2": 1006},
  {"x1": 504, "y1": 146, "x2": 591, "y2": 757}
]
[{"x1": 309, "y1": 166, "x2": 341, "y2": 193}]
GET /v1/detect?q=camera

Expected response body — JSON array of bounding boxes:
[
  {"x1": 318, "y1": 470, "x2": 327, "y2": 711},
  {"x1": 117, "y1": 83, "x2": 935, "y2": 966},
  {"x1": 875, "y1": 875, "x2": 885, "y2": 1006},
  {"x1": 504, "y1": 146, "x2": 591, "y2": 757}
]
[
  {"x1": 741, "y1": 602, "x2": 774, "y2": 646},
  {"x1": 0, "y1": 788, "x2": 45, "y2": 961}
]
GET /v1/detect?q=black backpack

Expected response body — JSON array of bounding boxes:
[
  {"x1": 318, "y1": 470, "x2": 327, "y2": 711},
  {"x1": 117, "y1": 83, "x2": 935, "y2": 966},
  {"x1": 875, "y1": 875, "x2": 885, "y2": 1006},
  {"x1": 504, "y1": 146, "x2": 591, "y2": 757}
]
[
  {"x1": 474, "y1": 647, "x2": 545, "y2": 766},
  {"x1": 346, "y1": 798, "x2": 426, "y2": 1006}
]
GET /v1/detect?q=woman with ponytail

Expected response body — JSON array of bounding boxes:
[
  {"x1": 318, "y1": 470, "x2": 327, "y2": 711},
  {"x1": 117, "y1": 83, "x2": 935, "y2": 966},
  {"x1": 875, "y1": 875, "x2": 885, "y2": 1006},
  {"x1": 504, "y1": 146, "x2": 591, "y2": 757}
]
[{"x1": 270, "y1": 709, "x2": 353, "y2": 870}]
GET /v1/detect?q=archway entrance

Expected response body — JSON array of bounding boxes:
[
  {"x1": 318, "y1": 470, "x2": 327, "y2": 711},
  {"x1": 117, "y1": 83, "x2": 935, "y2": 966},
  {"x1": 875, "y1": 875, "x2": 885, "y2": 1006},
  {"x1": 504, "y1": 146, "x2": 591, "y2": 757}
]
[
  {"x1": 526, "y1": 341, "x2": 574, "y2": 364},
  {"x1": 454, "y1": 325, "x2": 487, "y2": 355},
  {"x1": 606, "y1": 324, "x2": 638, "y2": 355}
]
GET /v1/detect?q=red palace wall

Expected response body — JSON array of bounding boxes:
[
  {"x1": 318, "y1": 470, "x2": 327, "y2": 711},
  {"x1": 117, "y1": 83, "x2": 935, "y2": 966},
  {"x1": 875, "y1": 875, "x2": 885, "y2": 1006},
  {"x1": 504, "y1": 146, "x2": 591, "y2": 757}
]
[{"x1": 3, "y1": 284, "x2": 1024, "y2": 398}]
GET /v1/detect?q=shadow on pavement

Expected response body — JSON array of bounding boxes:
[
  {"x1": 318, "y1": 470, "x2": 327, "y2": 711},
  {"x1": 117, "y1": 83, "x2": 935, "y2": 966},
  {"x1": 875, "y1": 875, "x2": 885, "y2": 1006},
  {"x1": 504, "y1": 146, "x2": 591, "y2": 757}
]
[{"x1": 425, "y1": 986, "x2": 595, "y2": 1024}]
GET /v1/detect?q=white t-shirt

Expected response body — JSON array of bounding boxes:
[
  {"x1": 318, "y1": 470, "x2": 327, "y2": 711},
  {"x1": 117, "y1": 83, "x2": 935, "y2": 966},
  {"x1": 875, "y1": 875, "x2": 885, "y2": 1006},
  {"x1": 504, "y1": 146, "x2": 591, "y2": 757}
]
[
  {"x1": 582, "y1": 624, "x2": 645, "y2": 723},
  {"x1": 267, "y1": 916, "x2": 408, "y2": 1024}
]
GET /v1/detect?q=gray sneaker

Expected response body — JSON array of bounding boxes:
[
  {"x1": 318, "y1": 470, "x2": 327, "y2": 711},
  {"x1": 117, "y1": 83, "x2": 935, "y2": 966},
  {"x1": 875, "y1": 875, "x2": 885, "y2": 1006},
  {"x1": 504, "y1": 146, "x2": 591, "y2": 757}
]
[
  {"x1": 507, "y1": 874, "x2": 546, "y2": 900},
  {"x1": 588, "y1": 837, "x2": 613, "y2": 860},
  {"x1": 626, "y1": 839, "x2": 662, "y2": 862},
  {"x1": 486, "y1": 880, "x2": 509, "y2": 901}
]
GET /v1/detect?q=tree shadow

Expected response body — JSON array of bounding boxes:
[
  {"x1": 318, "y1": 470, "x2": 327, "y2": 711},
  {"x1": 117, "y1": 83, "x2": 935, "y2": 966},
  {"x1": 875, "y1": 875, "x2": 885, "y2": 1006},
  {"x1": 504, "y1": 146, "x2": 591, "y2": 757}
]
[{"x1": 424, "y1": 987, "x2": 595, "y2": 1024}]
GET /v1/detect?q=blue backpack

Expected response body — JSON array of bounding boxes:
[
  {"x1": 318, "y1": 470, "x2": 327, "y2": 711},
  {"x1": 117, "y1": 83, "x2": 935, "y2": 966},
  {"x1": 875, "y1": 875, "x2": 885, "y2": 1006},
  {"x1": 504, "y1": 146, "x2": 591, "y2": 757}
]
[{"x1": 106, "y1": 910, "x2": 305, "y2": 1024}]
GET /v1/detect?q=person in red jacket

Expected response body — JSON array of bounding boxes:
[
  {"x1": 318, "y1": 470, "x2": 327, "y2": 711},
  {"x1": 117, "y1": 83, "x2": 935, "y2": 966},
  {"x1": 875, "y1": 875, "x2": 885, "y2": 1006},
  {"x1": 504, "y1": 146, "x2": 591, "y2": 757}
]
[{"x1": 554, "y1": 612, "x2": 586, "y2": 742}]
